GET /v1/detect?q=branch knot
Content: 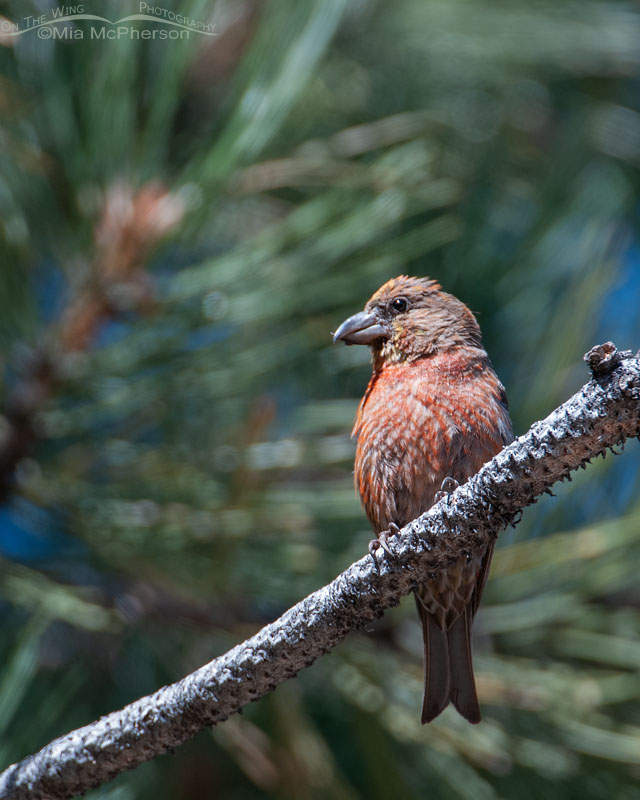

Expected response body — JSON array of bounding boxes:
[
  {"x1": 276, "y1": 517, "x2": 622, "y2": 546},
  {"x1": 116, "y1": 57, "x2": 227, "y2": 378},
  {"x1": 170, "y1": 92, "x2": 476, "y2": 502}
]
[{"x1": 584, "y1": 342, "x2": 621, "y2": 376}]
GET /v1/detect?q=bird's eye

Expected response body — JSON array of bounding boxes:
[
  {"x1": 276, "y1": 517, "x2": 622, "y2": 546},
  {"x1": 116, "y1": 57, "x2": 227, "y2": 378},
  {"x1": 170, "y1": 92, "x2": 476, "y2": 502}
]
[{"x1": 390, "y1": 297, "x2": 408, "y2": 313}]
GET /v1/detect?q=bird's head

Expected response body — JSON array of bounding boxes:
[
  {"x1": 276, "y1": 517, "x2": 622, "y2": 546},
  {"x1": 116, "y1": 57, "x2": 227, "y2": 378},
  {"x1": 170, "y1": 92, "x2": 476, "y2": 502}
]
[{"x1": 333, "y1": 275, "x2": 482, "y2": 363}]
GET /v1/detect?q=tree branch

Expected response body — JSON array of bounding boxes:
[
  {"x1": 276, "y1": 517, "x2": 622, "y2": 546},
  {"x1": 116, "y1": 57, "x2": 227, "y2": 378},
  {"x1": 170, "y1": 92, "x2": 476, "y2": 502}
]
[{"x1": 1, "y1": 342, "x2": 639, "y2": 800}]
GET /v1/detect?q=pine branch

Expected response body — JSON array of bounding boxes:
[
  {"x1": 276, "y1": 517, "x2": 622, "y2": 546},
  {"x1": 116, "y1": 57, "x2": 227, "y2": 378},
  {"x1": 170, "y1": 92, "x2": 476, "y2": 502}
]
[
  {"x1": 1, "y1": 342, "x2": 639, "y2": 800},
  {"x1": 0, "y1": 181, "x2": 184, "y2": 500}
]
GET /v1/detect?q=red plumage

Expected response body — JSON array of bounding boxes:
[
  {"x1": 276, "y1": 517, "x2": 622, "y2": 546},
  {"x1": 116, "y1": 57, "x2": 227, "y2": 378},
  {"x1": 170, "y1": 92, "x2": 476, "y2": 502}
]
[{"x1": 334, "y1": 276, "x2": 513, "y2": 724}]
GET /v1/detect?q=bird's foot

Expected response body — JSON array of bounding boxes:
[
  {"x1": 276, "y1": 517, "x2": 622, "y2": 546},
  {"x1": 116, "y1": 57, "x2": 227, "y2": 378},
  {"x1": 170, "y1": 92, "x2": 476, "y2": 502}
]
[
  {"x1": 369, "y1": 522, "x2": 401, "y2": 562},
  {"x1": 434, "y1": 476, "x2": 459, "y2": 503}
]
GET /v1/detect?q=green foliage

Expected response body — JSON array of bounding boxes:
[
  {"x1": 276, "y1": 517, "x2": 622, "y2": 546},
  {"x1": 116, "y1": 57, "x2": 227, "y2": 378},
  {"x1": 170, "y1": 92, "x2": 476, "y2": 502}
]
[{"x1": 1, "y1": 0, "x2": 640, "y2": 797}]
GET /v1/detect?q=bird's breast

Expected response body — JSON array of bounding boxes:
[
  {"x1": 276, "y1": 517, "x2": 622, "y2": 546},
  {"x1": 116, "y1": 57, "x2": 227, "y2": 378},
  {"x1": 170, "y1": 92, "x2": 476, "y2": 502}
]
[{"x1": 352, "y1": 350, "x2": 511, "y2": 533}]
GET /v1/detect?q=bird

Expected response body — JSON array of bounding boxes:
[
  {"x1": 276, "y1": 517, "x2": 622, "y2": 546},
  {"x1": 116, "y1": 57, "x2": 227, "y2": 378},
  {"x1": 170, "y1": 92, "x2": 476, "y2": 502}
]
[{"x1": 333, "y1": 275, "x2": 513, "y2": 724}]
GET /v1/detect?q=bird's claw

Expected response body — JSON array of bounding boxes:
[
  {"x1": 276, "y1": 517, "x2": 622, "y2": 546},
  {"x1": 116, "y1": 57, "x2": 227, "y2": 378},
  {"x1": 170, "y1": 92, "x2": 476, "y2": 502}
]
[
  {"x1": 434, "y1": 476, "x2": 460, "y2": 503},
  {"x1": 441, "y1": 476, "x2": 460, "y2": 493},
  {"x1": 369, "y1": 522, "x2": 400, "y2": 564}
]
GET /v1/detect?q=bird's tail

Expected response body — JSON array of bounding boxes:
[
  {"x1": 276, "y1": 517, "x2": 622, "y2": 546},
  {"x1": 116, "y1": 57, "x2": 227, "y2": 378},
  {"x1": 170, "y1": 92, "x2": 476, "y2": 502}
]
[{"x1": 415, "y1": 596, "x2": 481, "y2": 724}]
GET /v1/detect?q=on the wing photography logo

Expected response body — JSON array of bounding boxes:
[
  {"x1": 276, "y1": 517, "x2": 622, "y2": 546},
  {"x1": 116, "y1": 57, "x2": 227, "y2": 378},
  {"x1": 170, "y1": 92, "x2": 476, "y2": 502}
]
[{"x1": 0, "y1": 3, "x2": 218, "y2": 41}]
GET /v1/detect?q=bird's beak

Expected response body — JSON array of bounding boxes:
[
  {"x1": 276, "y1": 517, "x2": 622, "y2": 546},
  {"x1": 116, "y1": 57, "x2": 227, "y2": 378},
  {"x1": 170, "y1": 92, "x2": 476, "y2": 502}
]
[{"x1": 332, "y1": 310, "x2": 389, "y2": 345}]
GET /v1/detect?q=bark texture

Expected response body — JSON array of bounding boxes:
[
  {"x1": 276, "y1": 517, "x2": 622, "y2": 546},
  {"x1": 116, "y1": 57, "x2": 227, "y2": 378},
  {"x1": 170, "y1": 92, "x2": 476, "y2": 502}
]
[{"x1": 0, "y1": 342, "x2": 638, "y2": 800}]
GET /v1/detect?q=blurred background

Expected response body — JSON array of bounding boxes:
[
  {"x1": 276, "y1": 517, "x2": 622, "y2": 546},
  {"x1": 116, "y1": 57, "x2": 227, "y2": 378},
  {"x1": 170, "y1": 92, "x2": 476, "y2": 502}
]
[{"x1": 1, "y1": 0, "x2": 640, "y2": 797}]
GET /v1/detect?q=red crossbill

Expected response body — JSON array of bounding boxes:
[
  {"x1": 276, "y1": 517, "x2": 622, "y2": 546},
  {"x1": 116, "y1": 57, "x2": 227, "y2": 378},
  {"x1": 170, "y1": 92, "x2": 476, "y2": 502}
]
[{"x1": 334, "y1": 276, "x2": 513, "y2": 723}]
